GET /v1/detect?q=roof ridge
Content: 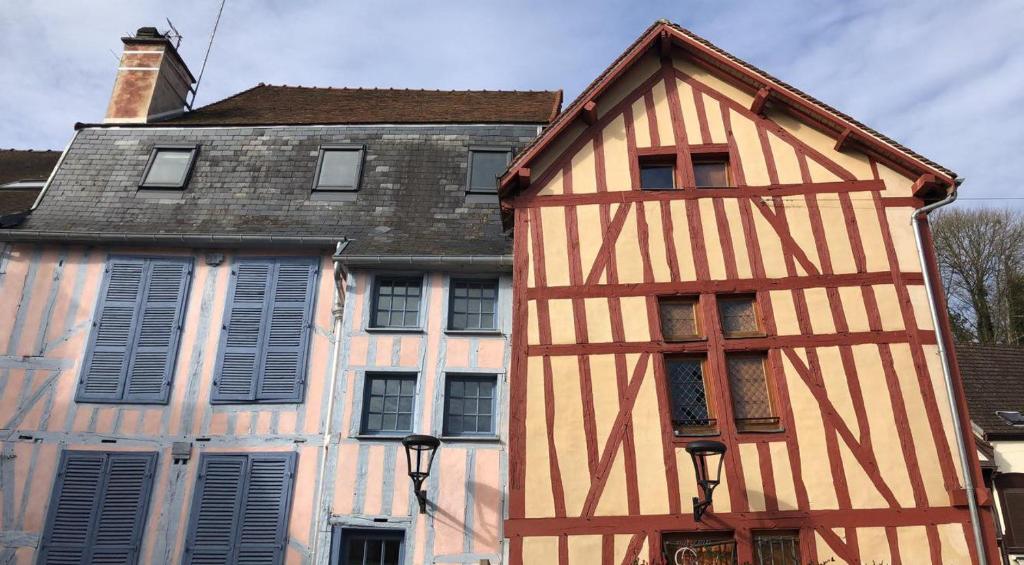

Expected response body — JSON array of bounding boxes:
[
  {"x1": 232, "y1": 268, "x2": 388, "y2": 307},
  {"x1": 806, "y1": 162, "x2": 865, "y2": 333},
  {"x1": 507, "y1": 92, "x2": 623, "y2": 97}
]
[
  {"x1": 165, "y1": 83, "x2": 268, "y2": 120},
  {"x1": 0, "y1": 148, "x2": 60, "y2": 153},
  {"x1": 257, "y1": 84, "x2": 561, "y2": 94}
]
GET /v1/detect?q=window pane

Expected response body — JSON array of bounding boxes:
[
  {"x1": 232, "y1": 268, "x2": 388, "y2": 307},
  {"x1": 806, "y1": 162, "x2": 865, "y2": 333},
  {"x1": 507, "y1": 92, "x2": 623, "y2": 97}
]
[
  {"x1": 694, "y1": 160, "x2": 730, "y2": 187},
  {"x1": 719, "y1": 297, "x2": 759, "y2": 336},
  {"x1": 372, "y1": 278, "x2": 422, "y2": 328},
  {"x1": 143, "y1": 149, "x2": 192, "y2": 186},
  {"x1": 448, "y1": 279, "x2": 498, "y2": 330},
  {"x1": 345, "y1": 538, "x2": 366, "y2": 565},
  {"x1": 728, "y1": 354, "x2": 777, "y2": 432},
  {"x1": 640, "y1": 164, "x2": 674, "y2": 189},
  {"x1": 659, "y1": 299, "x2": 699, "y2": 340},
  {"x1": 363, "y1": 375, "x2": 416, "y2": 433},
  {"x1": 753, "y1": 531, "x2": 800, "y2": 565},
  {"x1": 317, "y1": 149, "x2": 361, "y2": 189},
  {"x1": 445, "y1": 375, "x2": 497, "y2": 435},
  {"x1": 469, "y1": 151, "x2": 509, "y2": 192},
  {"x1": 665, "y1": 358, "x2": 713, "y2": 434}
]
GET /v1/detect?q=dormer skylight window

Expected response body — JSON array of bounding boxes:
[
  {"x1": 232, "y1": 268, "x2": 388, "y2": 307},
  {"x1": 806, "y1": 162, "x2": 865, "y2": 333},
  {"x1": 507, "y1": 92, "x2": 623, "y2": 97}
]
[
  {"x1": 140, "y1": 146, "x2": 198, "y2": 189},
  {"x1": 998, "y1": 410, "x2": 1024, "y2": 427},
  {"x1": 314, "y1": 145, "x2": 365, "y2": 191},
  {"x1": 467, "y1": 148, "x2": 511, "y2": 194}
]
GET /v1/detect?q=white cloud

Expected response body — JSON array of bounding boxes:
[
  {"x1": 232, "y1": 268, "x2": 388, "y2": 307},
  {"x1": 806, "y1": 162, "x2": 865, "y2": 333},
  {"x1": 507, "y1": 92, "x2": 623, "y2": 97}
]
[{"x1": 1, "y1": 0, "x2": 1019, "y2": 205}]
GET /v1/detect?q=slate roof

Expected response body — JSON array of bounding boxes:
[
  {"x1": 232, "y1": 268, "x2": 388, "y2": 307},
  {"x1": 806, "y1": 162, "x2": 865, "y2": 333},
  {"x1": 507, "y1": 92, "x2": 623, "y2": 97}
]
[
  {"x1": 140, "y1": 86, "x2": 563, "y2": 127},
  {"x1": 957, "y1": 343, "x2": 1024, "y2": 439},
  {"x1": 14, "y1": 124, "x2": 538, "y2": 255},
  {"x1": 0, "y1": 149, "x2": 60, "y2": 216}
]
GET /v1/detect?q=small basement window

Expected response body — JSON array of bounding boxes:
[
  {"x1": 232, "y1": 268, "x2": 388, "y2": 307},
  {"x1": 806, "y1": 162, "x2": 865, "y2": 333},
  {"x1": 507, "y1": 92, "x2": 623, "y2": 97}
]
[
  {"x1": 639, "y1": 156, "x2": 675, "y2": 190},
  {"x1": 468, "y1": 148, "x2": 511, "y2": 193},
  {"x1": 140, "y1": 146, "x2": 197, "y2": 188},
  {"x1": 314, "y1": 146, "x2": 364, "y2": 191},
  {"x1": 693, "y1": 154, "x2": 731, "y2": 188}
]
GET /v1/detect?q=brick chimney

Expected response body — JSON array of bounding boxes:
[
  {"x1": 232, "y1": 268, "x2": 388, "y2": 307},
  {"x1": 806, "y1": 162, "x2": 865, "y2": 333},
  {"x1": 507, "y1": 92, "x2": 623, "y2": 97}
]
[{"x1": 104, "y1": 27, "x2": 196, "y2": 123}]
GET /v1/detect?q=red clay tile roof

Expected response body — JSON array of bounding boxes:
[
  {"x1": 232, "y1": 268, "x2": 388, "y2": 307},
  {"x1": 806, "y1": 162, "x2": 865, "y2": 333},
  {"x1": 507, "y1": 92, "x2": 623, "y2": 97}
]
[
  {"x1": 155, "y1": 85, "x2": 563, "y2": 126},
  {"x1": 0, "y1": 149, "x2": 60, "y2": 185},
  {"x1": 957, "y1": 343, "x2": 1024, "y2": 439}
]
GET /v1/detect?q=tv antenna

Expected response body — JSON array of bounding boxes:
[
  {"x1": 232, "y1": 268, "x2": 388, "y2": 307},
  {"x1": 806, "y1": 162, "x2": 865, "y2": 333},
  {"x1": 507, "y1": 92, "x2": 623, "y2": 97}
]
[
  {"x1": 188, "y1": 0, "x2": 228, "y2": 109},
  {"x1": 165, "y1": 18, "x2": 183, "y2": 49}
]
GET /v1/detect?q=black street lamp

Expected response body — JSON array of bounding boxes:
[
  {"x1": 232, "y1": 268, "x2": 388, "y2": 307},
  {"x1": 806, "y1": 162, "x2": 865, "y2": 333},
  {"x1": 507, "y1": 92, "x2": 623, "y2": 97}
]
[
  {"x1": 402, "y1": 434, "x2": 441, "y2": 514},
  {"x1": 685, "y1": 440, "x2": 726, "y2": 522}
]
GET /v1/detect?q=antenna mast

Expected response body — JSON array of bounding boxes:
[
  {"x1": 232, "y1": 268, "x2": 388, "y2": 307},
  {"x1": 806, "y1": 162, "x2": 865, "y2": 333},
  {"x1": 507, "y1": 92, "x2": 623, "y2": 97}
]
[{"x1": 188, "y1": 0, "x2": 227, "y2": 110}]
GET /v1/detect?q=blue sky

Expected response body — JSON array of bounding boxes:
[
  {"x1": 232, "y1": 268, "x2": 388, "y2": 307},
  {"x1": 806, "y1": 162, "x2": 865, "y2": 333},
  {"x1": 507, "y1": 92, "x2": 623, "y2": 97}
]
[{"x1": 1, "y1": 0, "x2": 1021, "y2": 205}]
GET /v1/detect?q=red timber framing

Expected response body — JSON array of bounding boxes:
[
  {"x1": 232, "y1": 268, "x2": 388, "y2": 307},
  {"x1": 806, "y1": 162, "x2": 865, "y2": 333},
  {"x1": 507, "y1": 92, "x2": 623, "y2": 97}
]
[{"x1": 502, "y1": 19, "x2": 997, "y2": 565}]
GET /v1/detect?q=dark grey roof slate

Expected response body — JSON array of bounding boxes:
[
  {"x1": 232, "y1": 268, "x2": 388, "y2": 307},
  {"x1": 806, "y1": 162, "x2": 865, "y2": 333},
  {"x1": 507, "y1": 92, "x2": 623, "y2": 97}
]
[
  {"x1": 19, "y1": 124, "x2": 538, "y2": 255},
  {"x1": 956, "y1": 343, "x2": 1024, "y2": 439}
]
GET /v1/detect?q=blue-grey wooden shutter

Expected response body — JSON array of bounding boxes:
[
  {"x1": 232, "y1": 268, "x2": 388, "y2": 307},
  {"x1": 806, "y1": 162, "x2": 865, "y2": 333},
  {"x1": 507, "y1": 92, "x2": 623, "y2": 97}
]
[
  {"x1": 78, "y1": 260, "x2": 145, "y2": 401},
  {"x1": 183, "y1": 455, "x2": 246, "y2": 564},
  {"x1": 213, "y1": 260, "x2": 272, "y2": 401},
  {"x1": 212, "y1": 258, "x2": 316, "y2": 403},
  {"x1": 236, "y1": 454, "x2": 297, "y2": 563},
  {"x1": 258, "y1": 260, "x2": 317, "y2": 401},
  {"x1": 79, "y1": 257, "x2": 192, "y2": 403},
  {"x1": 184, "y1": 453, "x2": 296, "y2": 565},
  {"x1": 38, "y1": 451, "x2": 157, "y2": 565},
  {"x1": 124, "y1": 259, "x2": 192, "y2": 402}
]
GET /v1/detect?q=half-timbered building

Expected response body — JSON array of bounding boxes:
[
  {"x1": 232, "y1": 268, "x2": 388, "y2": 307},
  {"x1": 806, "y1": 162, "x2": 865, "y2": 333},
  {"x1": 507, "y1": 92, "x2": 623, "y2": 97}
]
[{"x1": 499, "y1": 20, "x2": 997, "y2": 564}]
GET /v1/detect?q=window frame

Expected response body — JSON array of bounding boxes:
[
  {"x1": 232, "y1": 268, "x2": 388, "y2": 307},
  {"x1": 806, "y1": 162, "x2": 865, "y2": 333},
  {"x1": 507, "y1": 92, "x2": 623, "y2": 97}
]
[
  {"x1": 726, "y1": 351, "x2": 782, "y2": 433},
  {"x1": 76, "y1": 255, "x2": 194, "y2": 405},
  {"x1": 466, "y1": 146, "x2": 512, "y2": 194},
  {"x1": 638, "y1": 153, "x2": 677, "y2": 191},
  {"x1": 359, "y1": 372, "x2": 419, "y2": 437},
  {"x1": 689, "y1": 145, "x2": 733, "y2": 189},
  {"x1": 139, "y1": 144, "x2": 199, "y2": 189},
  {"x1": 442, "y1": 373, "x2": 499, "y2": 438},
  {"x1": 663, "y1": 354, "x2": 718, "y2": 437},
  {"x1": 446, "y1": 276, "x2": 500, "y2": 333},
  {"x1": 751, "y1": 530, "x2": 802, "y2": 564},
  {"x1": 312, "y1": 144, "x2": 366, "y2": 192},
  {"x1": 368, "y1": 274, "x2": 425, "y2": 331},
  {"x1": 38, "y1": 450, "x2": 158, "y2": 565},
  {"x1": 717, "y1": 294, "x2": 765, "y2": 338},
  {"x1": 330, "y1": 527, "x2": 406, "y2": 565},
  {"x1": 657, "y1": 296, "x2": 703, "y2": 342}
]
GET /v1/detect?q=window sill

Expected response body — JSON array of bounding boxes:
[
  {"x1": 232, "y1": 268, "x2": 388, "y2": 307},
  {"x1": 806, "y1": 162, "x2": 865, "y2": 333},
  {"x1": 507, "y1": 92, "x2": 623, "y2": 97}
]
[
  {"x1": 444, "y1": 329, "x2": 504, "y2": 337},
  {"x1": 639, "y1": 187, "x2": 676, "y2": 191},
  {"x1": 439, "y1": 435, "x2": 501, "y2": 443},
  {"x1": 723, "y1": 332, "x2": 768, "y2": 339},
  {"x1": 663, "y1": 336, "x2": 707, "y2": 343},
  {"x1": 352, "y1": 434, "x2": 409, "y2": 441},
  {"x1": 309, "y1": 190, "x2": 359, "y2": 202},
  {"x1": 364, "y1": 327, "x2": 425, "y2": 334},
  {"x1": 135, "y1": 188, "x2": 186, "y2": 200}
]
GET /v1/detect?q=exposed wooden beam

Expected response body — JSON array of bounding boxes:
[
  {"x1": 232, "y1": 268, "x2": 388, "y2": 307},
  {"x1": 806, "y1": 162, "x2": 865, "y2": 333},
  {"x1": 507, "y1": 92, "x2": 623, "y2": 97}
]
[
  {"x1": 911, "y1": 173, "x2": 943, "y2": 198},
  {"x1": 581, "y1": 100, "x2": 598, "y2": 125},
  {"x1": 514, "y1": 167, "x2": 531, "y2": 190},
  {"x1": 658, "y1": 30, "x2": 673, "y2": 60},
  {"x1": 834, "y1": 127, "x2": 854, "y2": 151},
  {"x1": 750, "y1": 86, "x2": 771, "y2": 115}
]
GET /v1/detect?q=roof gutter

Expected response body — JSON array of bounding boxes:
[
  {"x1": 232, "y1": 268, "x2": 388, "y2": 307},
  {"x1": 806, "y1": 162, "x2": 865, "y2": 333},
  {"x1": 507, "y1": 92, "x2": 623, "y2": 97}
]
[
  {"x1": 0, "y1": 230, "x2": 341, "y2": 249},
  {"x1": 335, "y1": 254, "x2": 513, "y2": 272},
  {"x1": 911, "y1": 180, "x2": 989, "y2": 565},
  {"x1": 31, "y1": 130, "x2": 80, "y2": 211}
]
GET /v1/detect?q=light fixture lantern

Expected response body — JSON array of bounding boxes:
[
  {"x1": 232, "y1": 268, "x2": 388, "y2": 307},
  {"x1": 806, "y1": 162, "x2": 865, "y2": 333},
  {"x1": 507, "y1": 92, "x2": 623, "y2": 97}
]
[
  {"x1": 402, "y1": 434, "x2": 441, "y2": 514},
  {"x1": 685, "y1": 439, "x2": 727, "y2": 522}
]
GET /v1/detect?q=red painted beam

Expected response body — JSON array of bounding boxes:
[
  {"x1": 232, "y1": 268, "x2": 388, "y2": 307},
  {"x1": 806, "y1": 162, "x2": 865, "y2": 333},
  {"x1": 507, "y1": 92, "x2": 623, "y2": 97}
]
[
  {"x1": 658, "y1": 30, "x2": 673, "y2": 60},
  {"x1": 750, "y1": 87, "x2": 771, "y2": 115},
  {"x1": 834, "y1": 127, "x2": 854, "y2": 152},
  {"x1": 581, "y1": 101, "x2": 598, "y2": 125},
  {"x1": 911, "y1": 173, "x2": 943, "y2": 198}
]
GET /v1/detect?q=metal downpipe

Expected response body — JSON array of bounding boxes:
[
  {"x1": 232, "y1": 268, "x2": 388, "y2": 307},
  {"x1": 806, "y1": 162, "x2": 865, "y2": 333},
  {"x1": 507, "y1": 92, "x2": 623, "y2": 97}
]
[
  {"x1": 312, "y1": 239, "x2": 349, "y2": 564},
  {"x1": 911, "y1": 184, "x2": 988, "y2": 565}
]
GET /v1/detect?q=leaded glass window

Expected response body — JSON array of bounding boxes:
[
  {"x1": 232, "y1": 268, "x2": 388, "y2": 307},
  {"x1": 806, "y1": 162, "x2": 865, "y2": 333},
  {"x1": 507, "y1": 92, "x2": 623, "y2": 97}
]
[
  {"x1": 659, "y1": 298, "x2": 700, "y2": 341},
  {"x1": 361, "y1": 373, "x2": 416, "y2": 434},
  {"x1": 719, "y1": 296, "x2": 760, "y2": 337},
  {"x1": 727, "y1": 354, "x2": 778, "y2": 432},
  {"x1": 665, "y1": 357, "x2": 715, "y2": 435}
]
